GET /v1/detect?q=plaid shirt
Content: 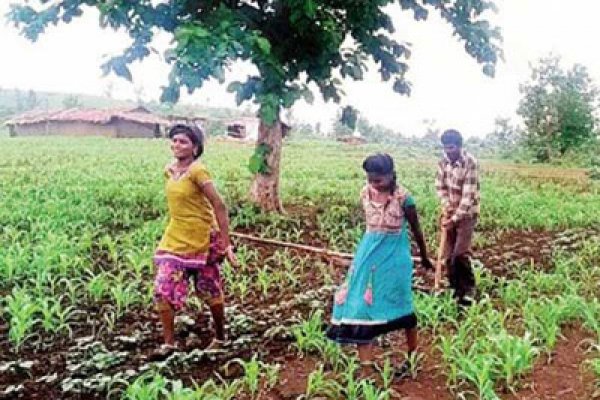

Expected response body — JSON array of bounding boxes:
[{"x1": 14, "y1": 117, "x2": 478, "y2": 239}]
[{"x1": 435, "y1": 150, "x2": 480, "y2": 222}]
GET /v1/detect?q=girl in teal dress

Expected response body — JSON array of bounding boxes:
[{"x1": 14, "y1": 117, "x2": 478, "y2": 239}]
[{"x1": 327, "y1": 153, "x2": 433, "y2": 377}]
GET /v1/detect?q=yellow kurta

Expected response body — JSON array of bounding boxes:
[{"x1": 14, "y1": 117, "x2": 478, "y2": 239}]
[{"x1": 157, "y1": 161, "x2": 216, "y2": 255}]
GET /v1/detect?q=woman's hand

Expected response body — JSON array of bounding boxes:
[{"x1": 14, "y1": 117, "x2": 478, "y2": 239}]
[
  {"x1": 421, "y1": 257, "x2": 434, "y2": 271},
  {"x1": 225, "y1": 245, "x2": 239, "y2": 268},
  {"x1": 215, "y1": 235, "x2": 237, "y2": 266}
]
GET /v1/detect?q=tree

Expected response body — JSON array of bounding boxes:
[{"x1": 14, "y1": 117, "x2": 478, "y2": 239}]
[
  {"x1": 293, "y1": 122, "x2": 315, "y2": 137},
  {"x1": 9, "y1": 0, "x2": 501, "y2": 212},
  {"x1": 13, "y1": 89, "x2": 38, "y2": 113},
  {"x1": 420, "y1": 118, "x2": 441, "y2": 148},
  {"x1": 25, "y1": 90, "x2": 39, "y2": 110},
  {"x1": 62, "y1": 94, "x2": 82, "y2": 109},
  {"x1": 332, "y1": 110, "x2": 355, "y2": 138},
  {"x1": 14, "y1": 89, "x2": 25, "y2": 113},
  {"x1": 204, "y1": 119, "x2": 226, "y2": 137},
  {"x1": 103, "y1": 81, "x2": 115, "y2": 100},
  {"x1": 518, "y1": 55, "x2": 598, "y2": 161},
  {"x1": 484, "y1": 117, "x2": 521, "y2": 156},
  {"x1": 315, "y1": 122, "x2": 322, "y2": 136},
  {"x1": 357, "y1": 117, "x2": 401, "y2": 144}
]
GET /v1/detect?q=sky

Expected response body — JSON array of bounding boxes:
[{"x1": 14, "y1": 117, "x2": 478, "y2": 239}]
[{"x1": 2, "y1": 1, "x2": 600, "y2": 137}]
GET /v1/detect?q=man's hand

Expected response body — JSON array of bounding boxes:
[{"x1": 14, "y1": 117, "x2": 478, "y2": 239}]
[
  {"x1": 441, "y1": 217, "x2": 455, "y2": 229},
  {"x1": 421, "y1": 257, "x2": 434, "y2": 271},
  {"x1": 439, "y1": 206, "x2": 452, "y2": 223}
]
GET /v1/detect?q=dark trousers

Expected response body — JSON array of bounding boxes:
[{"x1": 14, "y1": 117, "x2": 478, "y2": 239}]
[{"x1": 443, "y1": 216, "x2": 477, "y2": 299}]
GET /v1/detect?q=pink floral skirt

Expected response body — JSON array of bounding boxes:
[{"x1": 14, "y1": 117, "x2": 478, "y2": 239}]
[{"x1": 153, "y1": 232, "x2": 223, "y2": 309}]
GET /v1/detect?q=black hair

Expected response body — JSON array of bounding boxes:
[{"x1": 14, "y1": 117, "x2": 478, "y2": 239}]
[
  {"x1": 362, "y1": 153, "x2": 397, "y2": 193},
  {"x1": 168, "y1": 124, "x2": 204, "y2": 159},
  {"x1": 440, "y1": 129, "x2": 463, "y2": 147}
]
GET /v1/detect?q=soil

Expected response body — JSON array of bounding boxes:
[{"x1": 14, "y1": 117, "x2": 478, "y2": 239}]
[
  {"x1": 507, "y1": 326, "x2": 597, "y2": 400},
  {"x1": 1, "y1": 224, "x2": 599, "y2": 399}
]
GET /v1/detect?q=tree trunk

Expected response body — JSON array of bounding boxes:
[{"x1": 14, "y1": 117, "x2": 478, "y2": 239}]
[{"x1": 250, "y1": 119, "x2": 284, "y2": 213}]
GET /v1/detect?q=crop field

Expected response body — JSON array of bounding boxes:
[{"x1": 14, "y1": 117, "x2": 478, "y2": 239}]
[{"x1": 0, "y1": 137, "x2": 599, "y2": 399}]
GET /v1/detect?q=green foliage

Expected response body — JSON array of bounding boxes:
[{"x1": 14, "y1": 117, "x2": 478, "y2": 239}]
[
  {"x1": 248, "y1": 143, "x2": 272, "y2": 174},
  {"x1": 8, "y1": 0, "x2": 502, "y2": 123},
  {"x1": 356, "y1": 116, "x2": 402, "y2": 143},
  {"x1": 62, "y1": 94, "x2": 82, "y2": 109},
  {"x1": 340, "y1": 106, "x2": 359, "y2": 131},
  {"x1": 293, "y1": 310, "x2": 327, "y2": 355},
  {"x1": 483, "y1": 117, "x2": 523, "y2": 157},
  {"x1": 0, "y1": 137, "x2": 600, "y2": 397},
  {"x1": 588, "y1": 156, "x2": 600, "y2": 180},
  {"x1": 518, "y1": 55, "x2": 599, "y2": 161},
  {"x1": 203, "y1": 119, "x2": 226, "y2": 137}
]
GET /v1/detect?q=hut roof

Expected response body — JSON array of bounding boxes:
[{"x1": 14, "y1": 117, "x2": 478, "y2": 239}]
[{"x1": 5, "y1": 107, "x2": 168, "y2": 126}]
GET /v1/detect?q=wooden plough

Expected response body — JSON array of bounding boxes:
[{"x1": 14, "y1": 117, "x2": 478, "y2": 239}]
[{"x1": 231, "y1": 232, "x2": 445, "y2": 293}]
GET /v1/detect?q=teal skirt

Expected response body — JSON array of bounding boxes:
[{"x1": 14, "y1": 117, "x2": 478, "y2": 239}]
[{"x1": 327, "y1": 230, "x2": 416, "y2": 344}]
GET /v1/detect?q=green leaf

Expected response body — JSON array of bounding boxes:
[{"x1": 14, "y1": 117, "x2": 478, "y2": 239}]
[
  {"x1": 393, "y1": 79, "x2": 411, "y2": 95},
  {"x1": 259, "y1": 95, "x2": 279, "y2": 125},
  {"x1": 227, "y1": 81, "x2": 242, "y2": 93},
  {"x1": 255, "y1": 37, "x2": 271, "y2": 55},
  {"x1": 304, "y1": 0, "x2": 317, "y2": 18},
  {"x1": 259, "y1": 105, "x2": 277, "y2": 126},
  {"x1": 164, "y1": 49, "x2": 177, "y2": 62},
  {"x1": 160, "y1": 85, "x2": 180, "y2": 104},
  {"x1": 340, "y1": 106, "x2": 358, "y2": 130},
  {"x1": 483, "y1": 64, "x2": 496, "y2": 78},
  {"x1": 248, "y1": 154, "x2": 263, "y2": 174},
  {"x1": 301, "y1": 88, "x2": 315, "y2": 104},
  {"x1": 248, "y1": 144, "x2": 272, "y2": 175},
  {"x1": 112, "y1": 59, "x2": 133, "y2": 82}
]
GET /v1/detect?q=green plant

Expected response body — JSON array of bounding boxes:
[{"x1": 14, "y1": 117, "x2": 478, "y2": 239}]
[
  {"x1": 249, "y1": 143, "x2": 272, "y2": 175},
  {"x1": 490, "y1": 331, "x2": 538, "y2": 392},
  {"x1": 38, "y1": 297, "x2": 74, "y2": 337},
  {"x1": 293, "y1": 310, "x2": 326, "y2": 355},
  {"x1": 302, "y1": 364, "x2": 342, "y2": 399},
  {"x1": 227, "y1": 355, "x2": 278, "y2": 398},
  {"x1": 123, "y1": 372, "x2": 170, "y2": 400},
  {"x1": 5, "y1": 288, "x2": 39, "y2": 350},
  {"x1": 86, "y1": 272, "x2": 112, "y2": 302},
  {"x1": 256, "y1": 266, "x2": 276, "y2": 298}
]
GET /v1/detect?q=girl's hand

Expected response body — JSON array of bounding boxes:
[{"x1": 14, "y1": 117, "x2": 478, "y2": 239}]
[
  {"x1": 421, "y1": 257, "x2": 434, "y2": 271},
  {"x1": 216, "y1": 234, "x2": 230, "y2": 253},
  {"x1": 225, "y1": 246, "x2": 239, "y2": 268}
]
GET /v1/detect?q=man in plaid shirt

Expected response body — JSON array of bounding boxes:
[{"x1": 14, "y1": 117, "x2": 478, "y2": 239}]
[{"x1": 435, "y1": 129, "x2": 480, "y2": 306}]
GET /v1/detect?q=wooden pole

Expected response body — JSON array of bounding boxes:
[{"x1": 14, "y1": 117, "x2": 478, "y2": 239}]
[
  {"x1": 434, "y1": 227, "x2": 447, "y2": 290},
  {"x1": 231, "y1": 231, "x2": 420, "y2": 262},
  {"x1": 231, "y1": 232, "x2": 439, "y2": 293}
]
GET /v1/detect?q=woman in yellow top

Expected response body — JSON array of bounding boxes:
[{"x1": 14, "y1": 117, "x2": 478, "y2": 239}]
[{"x1": 153, "y1": 124, "x2": 237, "y2": 350}]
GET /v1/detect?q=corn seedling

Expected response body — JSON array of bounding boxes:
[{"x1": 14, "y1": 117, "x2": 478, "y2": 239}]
[
  {"x1": 490, "y1": 331, "x2": 538, "y2": 392},
  {"x1": 6, "y1": 288, "x2": 39, "y2": 350},
  {"x1": 341, "y1": 356, "x2": 361, "y2": 400},
  {"x1": 293, "y1": 310, "x2": 327, "y2": 355},
  {"x1": 302, "y1": 364, "x2": 342, "y2": 399},
  {"x1": 360, "y1": 379, "x2": 390, "y2": 400},
  {"x1": 228, "y1": 355, "x2": 262, "y2": 397}
]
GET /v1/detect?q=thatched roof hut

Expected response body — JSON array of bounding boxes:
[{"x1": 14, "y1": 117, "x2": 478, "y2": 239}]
[{"x1": 5, "y1": 106, "x2": 168, "y2": 138}]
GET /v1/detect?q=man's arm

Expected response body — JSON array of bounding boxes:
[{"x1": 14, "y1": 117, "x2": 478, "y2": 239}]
[
  {"x1": 435, "y1": 162, "x2": 450, "y2": 208},
  {"x1": 452, "y1": 160, "x2": 479, "y2": 222}
]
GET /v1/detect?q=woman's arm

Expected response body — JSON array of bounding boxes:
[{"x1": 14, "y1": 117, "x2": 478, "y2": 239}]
[
  {"x1": 201, "y1": 182, "x2": 231, "y2": 250},
  {"x1": 405, "y1": 205, "x2": 433, "y2": 270}
]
